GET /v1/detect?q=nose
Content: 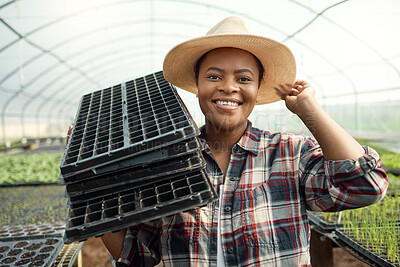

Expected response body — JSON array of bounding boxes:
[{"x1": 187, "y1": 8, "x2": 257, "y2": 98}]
[{"x1": 217, "y1": 78, "x2": 239, "y2": 94}]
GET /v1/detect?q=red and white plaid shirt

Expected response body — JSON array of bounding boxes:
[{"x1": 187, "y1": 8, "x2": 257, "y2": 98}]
[{"x1": 116, "y1": 122, "x2": 388, "y2": 267}]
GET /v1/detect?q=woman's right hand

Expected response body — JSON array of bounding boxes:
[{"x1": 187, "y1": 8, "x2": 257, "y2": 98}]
[{"x1": 66, "y1": 124, "x2": 73, "y2": 143}]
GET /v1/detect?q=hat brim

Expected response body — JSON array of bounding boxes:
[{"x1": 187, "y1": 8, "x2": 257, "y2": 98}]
[{"x1": 163, "y1": 34, "x2": 296, "y2": 105}]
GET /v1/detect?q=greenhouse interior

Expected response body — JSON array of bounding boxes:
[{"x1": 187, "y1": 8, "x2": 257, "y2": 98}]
[{"x1": 0, "y1": 0, "x2": 399, "y2": 266}]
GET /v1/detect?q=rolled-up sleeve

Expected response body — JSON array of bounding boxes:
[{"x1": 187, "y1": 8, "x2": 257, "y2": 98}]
[{"x1": 300, "y1": 139, "x2": 389, "y2": 212}]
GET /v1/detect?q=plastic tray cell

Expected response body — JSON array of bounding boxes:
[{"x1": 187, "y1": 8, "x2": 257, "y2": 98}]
[
  {"x1": 60, "y1": 71, "x2": 199, "y2": 179},
  {"x1": 0, "y1": 237, "x2": 63, "y2": 266},
  {"x1": 64, "y1": 170, "x2": 217, "y2": 243}
]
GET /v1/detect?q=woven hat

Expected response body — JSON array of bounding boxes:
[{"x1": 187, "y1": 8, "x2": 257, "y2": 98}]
[{"x1": 163, "y1": 16, "x2": 296, "y2": 105}]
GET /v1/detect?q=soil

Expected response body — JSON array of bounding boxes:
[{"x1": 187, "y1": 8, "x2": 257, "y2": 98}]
[
  {"x1": 44, "y1": 239, "x2": 59, "y2": 245},
  {"x1": 333, "y1": 247, "x2": 370, "y2": 267},
  {"x1": 14, "y1": 241, "x2": 29, "y2": 248},
  {"x1": 81, "y1": 237, "x2": 370, "y2": 267}
]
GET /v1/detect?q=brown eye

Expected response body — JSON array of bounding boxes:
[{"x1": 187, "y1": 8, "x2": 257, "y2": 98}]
[{"x1": 239, "y1": 77, "x2": 251, "y2": 82}]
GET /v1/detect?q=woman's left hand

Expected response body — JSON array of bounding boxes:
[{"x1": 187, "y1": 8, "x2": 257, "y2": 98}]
[{"x1": 275, "y1": 80, "x2": 316, "y2": 115}]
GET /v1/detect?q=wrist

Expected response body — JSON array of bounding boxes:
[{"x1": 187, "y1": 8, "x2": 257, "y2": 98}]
[{"x1": 294, "y1": 97, "x2": 320, "y2": 118}]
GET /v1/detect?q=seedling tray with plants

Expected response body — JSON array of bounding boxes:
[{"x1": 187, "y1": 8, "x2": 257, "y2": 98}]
[
  {"x1": 0, "y1": 237, "x2": 63, "y2": 266},
  {"x1": 335, "y1": 226, "x2": 399, "y2": 267},
  {"x1": 341, "y1": 194, "x2": 400, "y2": 227},
  {"x1": 388, "y1": 173, "x2": 400, "y2": 196},
  {"x1": 309, "y1": 191, "x2": 400, "y2": 231},
  {"x1": 0, "y1": 185, "x2": 68, "y2": 226},
  {"x1": 60, "y1": 71, "x2": 199, "y2": 179},
  {"x1": 334, "y1": 193, "x2": 400, "y2": 266},
  {"x1": 66, "y1": 152, "x2": 205, "y2": 197},
  {"x1": 64, "y1": 169, "x2": 217, "y2": 243},
  {"x1": 0, "y1": 223, "x2": 65, "y2": 242}
]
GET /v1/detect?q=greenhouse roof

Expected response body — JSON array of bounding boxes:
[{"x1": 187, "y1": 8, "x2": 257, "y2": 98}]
[{"x1": 0, "y1": 0, "x2": 399, "y2": 142}]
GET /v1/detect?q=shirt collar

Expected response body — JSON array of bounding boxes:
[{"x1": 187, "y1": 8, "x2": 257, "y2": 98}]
[{"x1": 198, "y1": 121, "x2": 261, "y2": 156}]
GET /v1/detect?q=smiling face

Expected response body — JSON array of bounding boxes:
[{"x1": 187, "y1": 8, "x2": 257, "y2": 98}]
[{"x1": 197, "y1": 47, "x2": 260, "y2": 133}]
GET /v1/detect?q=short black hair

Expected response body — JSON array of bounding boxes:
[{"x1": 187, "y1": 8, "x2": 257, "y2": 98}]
[{"x1": 194, "y1": 48, "x2": 264, "y2": 86}]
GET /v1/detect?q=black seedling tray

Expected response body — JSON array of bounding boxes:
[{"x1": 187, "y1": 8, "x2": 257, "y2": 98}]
[
  {"x1": 67, "y1": 166, "x2": 214, "y2": 207},
  {"x1": 60, "y1": 71, "x2": 199, "y2": 179},
  {"x1": 0, "y1": 223, "x2": 65, "y2": 242},
  {"x1": 307, "y1": 212, "x2": 343, "y2": 232},
  {"x1": 67, "y1": 166, "x2": 206, "y2": 204},
  {"x1": 0, "y1": 237, "x2": 63, "y2": 266},
  {"x1": 335, "y1": 229, "x2": 398, "y2": 267},
  {"x1": 61, "y1": 137, "x2": 202, "y2": 183},
  {"x1": 66, "y1": 153, "x2": 205, "y2": 197},
  {"x1": 64, "y1": 170, "x2": 217, "y2": 243}
]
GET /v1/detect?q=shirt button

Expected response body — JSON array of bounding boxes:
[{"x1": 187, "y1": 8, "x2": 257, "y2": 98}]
[
  {"x1": 224, "y1": 206, "x2": 232, "y2": 212},
  {"x1": 227, "y1": 247, "x2": 234, "y2": 253}
]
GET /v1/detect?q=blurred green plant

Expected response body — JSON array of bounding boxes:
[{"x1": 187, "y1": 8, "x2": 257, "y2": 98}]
[
  {"x1": 355, "y1": 138, "x2": 393, "y2": 155},
  {"x1": 355, "y1": 138, "x2": 400, "y2": 169},
  {"x1": 381, "y1": 153, "x2": 400, "y2": 169},
  {"x1": 0, "y1": 153, "x2": 62, "y2": 184}
]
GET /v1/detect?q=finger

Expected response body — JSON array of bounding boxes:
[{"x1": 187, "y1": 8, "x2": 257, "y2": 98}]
[
  {"x1": 67, "y1": 123, "x2": 74, "y2": 143},
  {"x1": 294, "y1": 85, "x2": 306, "y2": 94},
  {"x1": 294, "y1": 80, "x2": 311, "y2": 91},
  {"x1": 289, "y1": 88, "x2": 299, "y2": 96},
  {"x1": 294, "y1": 79, "x2": 306, "y2": 85},
  {"x1": 68, "y1": 124, "x2": 73, "y2": 134}
]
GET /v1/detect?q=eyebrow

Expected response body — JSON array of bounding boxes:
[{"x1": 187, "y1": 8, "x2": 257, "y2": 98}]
[
  {"x1": 205, "y1": 67, "x2": 224, "y2": 73},
  {"x1": 205, "y1": 67, "x2": 254, "y2": 76},
  {"x1": 234, "y1": 68, "x2": 254, "y2": 76}
]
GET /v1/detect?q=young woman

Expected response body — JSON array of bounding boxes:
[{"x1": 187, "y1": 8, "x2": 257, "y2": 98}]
[{"x1": 96, "y1": 17, "x2": 388, "y2": 266}]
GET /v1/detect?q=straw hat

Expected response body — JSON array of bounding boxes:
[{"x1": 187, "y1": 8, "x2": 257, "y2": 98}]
[{"x1": 163, "y1": 16, "x2": 296, "y2": 105}]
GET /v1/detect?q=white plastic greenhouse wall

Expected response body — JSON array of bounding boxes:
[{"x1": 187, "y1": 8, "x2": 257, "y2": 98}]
[{"x1": 0, "y1": 0, "x2": 399, "y2": 150}]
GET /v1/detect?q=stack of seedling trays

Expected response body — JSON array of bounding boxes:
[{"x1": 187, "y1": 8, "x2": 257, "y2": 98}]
[
  {"x1": 60, "y1": 71, "x2": 217, "y2": 243},
  {"x1": 0, "y1": 223, "x2": 65, "y2": 266}
]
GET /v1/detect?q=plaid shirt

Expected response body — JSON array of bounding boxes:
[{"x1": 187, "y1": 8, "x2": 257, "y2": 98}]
[{"x1": 116, "y1": 122, "x2": 388, "y2": 267}]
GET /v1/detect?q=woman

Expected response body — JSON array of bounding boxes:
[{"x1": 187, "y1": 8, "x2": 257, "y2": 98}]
[{"x1": 93, "y1": 17, "x2": 388, "y2": 266}]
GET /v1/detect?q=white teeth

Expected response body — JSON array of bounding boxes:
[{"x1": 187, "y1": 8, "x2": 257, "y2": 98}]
[{"x1": 216, "y1": 100, "x2": 239, "y2": 107}]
